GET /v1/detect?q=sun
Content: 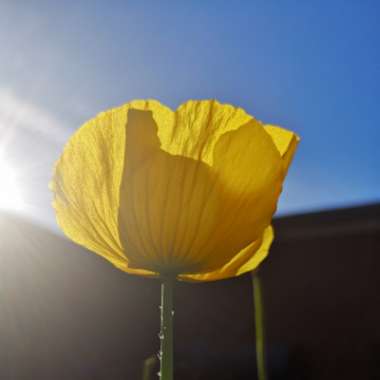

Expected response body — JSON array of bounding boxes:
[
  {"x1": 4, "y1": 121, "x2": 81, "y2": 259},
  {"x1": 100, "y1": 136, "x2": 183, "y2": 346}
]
[{"x1": 0, "y1": 159, "x2": 25, "y2": 211}]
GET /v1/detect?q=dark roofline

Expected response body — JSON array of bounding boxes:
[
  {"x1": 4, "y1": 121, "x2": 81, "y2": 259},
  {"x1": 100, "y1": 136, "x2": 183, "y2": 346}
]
[{"x1": 273, "y1": 203, "x2": 380, "y2": 241}]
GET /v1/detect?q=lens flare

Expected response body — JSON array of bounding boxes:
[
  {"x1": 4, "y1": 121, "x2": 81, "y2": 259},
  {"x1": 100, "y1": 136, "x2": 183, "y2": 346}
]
[{"x1": 0, "y1": 159, "x2": 25, "y2": 211}]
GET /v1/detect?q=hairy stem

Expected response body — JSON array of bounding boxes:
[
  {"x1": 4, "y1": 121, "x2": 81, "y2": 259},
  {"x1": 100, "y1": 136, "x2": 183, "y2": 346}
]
[{"x1": 159, "y1": 276, "x2": 174, "y2": 380}]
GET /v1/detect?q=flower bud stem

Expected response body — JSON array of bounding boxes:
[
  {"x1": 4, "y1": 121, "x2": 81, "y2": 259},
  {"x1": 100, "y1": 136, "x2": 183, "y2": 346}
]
[
  {"x1": 252, "y1": 273, "x2": 267, "y2": 380},
  {"x1": 159, "y1": 275, "x2": 174, "y2": 380}
]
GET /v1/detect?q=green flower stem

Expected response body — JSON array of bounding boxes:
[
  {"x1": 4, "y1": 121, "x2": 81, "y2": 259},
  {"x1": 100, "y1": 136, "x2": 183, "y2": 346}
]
[
  {"x1": 159, "y1": 276, "x2": 174, "y2": 380},
  {"x1": 252, "y1": 272, "x2": 267, "y2": 380}
]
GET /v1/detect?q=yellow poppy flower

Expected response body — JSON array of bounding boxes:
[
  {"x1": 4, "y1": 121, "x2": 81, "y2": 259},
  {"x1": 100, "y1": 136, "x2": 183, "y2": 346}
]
[{"x1": 51, "y1": 99, "x2": 299, "y2": 282}]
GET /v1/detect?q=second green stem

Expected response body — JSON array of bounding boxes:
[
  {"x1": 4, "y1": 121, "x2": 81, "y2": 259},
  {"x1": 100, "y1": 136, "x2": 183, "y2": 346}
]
[{"x1": 252, "y1": 273, "x2": 267, "y2": 380}]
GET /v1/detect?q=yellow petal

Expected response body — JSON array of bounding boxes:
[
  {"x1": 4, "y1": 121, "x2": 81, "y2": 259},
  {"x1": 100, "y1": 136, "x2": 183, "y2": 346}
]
[
  {"x1": 264, "y1": 124, "x2": 300, "y2": 173},
  {"x1": 113, "y1": 99, "x2": 256, "y2": 162},
  {"x1": 51, "y1": 103, "x2": 156, "y2": 276},
  {"x1": 181, "y1": 226, "x2": 273, "y2": 282},
  {"x1": 51, "y1": 109, "x2": 125, "y2": 263},
  {"x1": 189, "y1": 118, "x2": 283, "y2": 272},
  {"x1": 162, "y1": 99, "x2": 252, "y2": 165},
  {"x1": 118, "y1": 109, "x2": 224, "y2": 274}
]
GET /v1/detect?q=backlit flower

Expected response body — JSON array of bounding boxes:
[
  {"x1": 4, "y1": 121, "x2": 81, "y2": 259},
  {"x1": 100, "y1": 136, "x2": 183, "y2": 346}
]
[{"x1": 51, "y1": 100, "x2": 298, "y2": 281}]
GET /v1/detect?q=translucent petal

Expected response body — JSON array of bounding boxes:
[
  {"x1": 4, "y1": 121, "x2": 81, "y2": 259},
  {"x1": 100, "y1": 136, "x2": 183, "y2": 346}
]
[
  {"x1": 51, "y1": 109, "x2": 126, "y2": 265},
  {"x1": 160, "y1": 99, "x2": 253, "y2": 165},
  {"x1": 51, "y1": 103, "x2": 157, "y2": 276},
  {"x1": 187, "y1": 119, "x2": 283, "y2": 272},
  {"x1": 264, "y1": 124, "x2": 300, "y2": 172},
  {"x1": 181, "y1": 226, "x2": 273, "y2": 282},
  {"x1": 118, "y1": 109, "x2": 223, "y2": 274}
]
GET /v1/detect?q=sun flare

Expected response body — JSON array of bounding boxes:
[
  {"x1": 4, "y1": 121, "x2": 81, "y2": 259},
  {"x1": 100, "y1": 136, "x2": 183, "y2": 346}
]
[{"x1": 0, "y1": 159, "x2": 25, "y2": 211}]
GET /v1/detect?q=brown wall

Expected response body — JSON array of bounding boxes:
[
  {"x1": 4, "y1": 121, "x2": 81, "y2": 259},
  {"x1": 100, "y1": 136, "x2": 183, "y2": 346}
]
[
  {"x1": 262, "y1": 205, "x2": 380, "y2": 379},
  {"x1": 0, "y1": 204, "x2": 378, "y2": 379}
]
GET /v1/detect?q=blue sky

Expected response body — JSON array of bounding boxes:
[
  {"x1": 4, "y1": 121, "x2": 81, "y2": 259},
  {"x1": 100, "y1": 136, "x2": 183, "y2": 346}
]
[{"x1": 0, "y1": 1, "x2": 379, "y2": 227}]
